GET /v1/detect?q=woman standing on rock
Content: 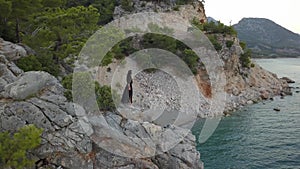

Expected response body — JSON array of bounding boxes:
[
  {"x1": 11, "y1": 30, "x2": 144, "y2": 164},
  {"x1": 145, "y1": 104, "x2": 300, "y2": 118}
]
[
  {"x1": 127, "y1": 70, "x2": 133, "y2": 104},
  {"x1": 121, "y1": 70, "x2": 133, "y2": 105}
]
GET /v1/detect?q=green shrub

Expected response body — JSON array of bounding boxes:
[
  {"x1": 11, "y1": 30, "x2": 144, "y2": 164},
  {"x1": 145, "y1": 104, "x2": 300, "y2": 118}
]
[
  {"x1": 144, "y1": 68, "x2": 158, "y2": 73},
  {"x1": 100, "y1": 37, "x2": 137, "y2": 66},
  {"x1": 240, "y1": 49, "x2": 252, "y2": 68},
  {"x1": 226, "y1": 40, "x2": 234, "y2": 48},
  {"x1": 175, "y1": 0, "x2": 194, "y2": 5},
  {"x1": 95, "y1": 83, "x2": 116, "y2": 111},
  {"x1": 62, "y1": 74, "x2": 115, "y2": 111},
  {"x1": 121, "y1": 0, "x2": 134, "y2": 12},
  {"x1": 183, "y1": 49, "x2": 199, "y2": 74},
  {"x1": 98, "y1": 32, "x2": 201, "y2": 76},
  {"x1": 62, "y1": 74, "x2": 73, "y2": 101},
  {"x1": 192, "y1": 19, "x2": 237, "y2": 36},
  {"x1": 101, "y1": 52, "x2": 114, "y2": 66},
  {"x1": 207, "y1": 35, "x2": 222, "y2": 51},
  {"x1": 191, "y1": 17, "x2": 204, "y2": 30},
  {"x1": 16, "y1": 54, "x2": 60, "y2": 76},
  {"x1": 0, "y1": 124, "x2": 43, "y2": 169},
  {"x1": 62, "y1": 74, "x2": 72, "y2": 90},
  {"x1": 147, "y1": 23, "x2": 174, "y2": 34},
  {"x1": 141, "y1": 2, "x2": 146, "y2": 7},
  {"x1": 16, "y1": 55, "x2": 43, "y2": 72},
  {"x1": 141, "y1": 33, "x2": 202, "y2": 73},
  {"x1": 239, "y1": 41, "x2": 246, "y2": 50},
  {"x1": 173, "y1": 5, "x2": 180, "y2": 11},
  {"x1": 38, "y1": 55, "x2": 60, "y2": 77},
  {"x1": 17, "y1": 55, "x2": 56, "y2": 76},
  {"x1": 222, "y1": 24, "x2": 237, "y2": 36},
  {"x1": 142, "y1": 33, "x2": 177, "y2": 53}
]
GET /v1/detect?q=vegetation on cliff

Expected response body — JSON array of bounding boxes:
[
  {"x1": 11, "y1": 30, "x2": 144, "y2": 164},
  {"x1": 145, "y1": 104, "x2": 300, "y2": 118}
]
[
  {"x1": 0, "y1": 0, "x2": 202, "y2": 77},
  {"x1": 0, "y1": 125, "x2": 43, "y2": 169},
  {"x1": 62, "y1": 73, "x2": 116, "y2": 111},
  {"x1": 1, "y1": 0, "x2": 252, "y2": 109},
  {"x1": 192, "y1": 18, "x2": 253, "y2": 67}
]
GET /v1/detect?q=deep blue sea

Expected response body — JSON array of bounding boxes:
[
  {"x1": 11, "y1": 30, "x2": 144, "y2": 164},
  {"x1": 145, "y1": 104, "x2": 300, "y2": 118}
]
[{"x1": 192, "y1": 58, "x2": 300, "y2": 169}]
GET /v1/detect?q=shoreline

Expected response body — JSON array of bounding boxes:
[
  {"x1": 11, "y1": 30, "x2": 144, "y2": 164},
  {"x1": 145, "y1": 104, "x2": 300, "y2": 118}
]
[{"x1": 253, "y1": 56, "x2": 300, "y2": 59}]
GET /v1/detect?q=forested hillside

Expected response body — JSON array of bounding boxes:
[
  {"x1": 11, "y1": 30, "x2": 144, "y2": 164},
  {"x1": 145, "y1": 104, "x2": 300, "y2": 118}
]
[
  {"x1": 0, "y1": 0, "x2": 113, "y2": 76},
  {"x1": 0, "y1": 0, "x2": 198, "y2": 77}
]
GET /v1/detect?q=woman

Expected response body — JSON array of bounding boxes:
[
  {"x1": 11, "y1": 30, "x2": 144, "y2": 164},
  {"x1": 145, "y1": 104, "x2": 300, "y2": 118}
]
[
  {"x1": 127, "y1": 70, "x2": 133, "y2": 104},
  {"x1": 121, "y1": 70, "x2": 133, "y2": 105}
]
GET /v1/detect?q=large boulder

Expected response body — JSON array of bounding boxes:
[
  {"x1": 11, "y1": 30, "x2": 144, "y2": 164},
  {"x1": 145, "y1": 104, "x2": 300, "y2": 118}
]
[
  {"x1": 4, "y1": 71, "x2": 62, "y2": 100},
  {"x1": 0, "y1": 38, "x2": 27, "y2": 61},
  {"x1": 0, "y1": 54, "x2": 23, "y2": 95}
]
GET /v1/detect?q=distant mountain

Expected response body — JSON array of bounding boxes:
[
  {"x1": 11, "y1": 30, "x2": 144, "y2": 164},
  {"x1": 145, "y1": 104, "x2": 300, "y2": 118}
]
[
  {"x1": 233, "y1": 18, "x2": 300, "y2": 57},
  {"x1": 207, "y1": 16, "x2": 217, "y2": 23}
]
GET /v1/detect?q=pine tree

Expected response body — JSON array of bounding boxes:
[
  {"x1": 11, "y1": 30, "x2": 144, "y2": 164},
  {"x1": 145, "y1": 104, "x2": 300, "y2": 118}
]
[
  {"x1": 0, "y1": 124, "x2": 43, "y2": 169},
  {"x1": 0, "y1": 0, "x2": 43, "y2": 42},
  {"x1": 22, "y1": 5, "x2": 99, "y2": 75}
]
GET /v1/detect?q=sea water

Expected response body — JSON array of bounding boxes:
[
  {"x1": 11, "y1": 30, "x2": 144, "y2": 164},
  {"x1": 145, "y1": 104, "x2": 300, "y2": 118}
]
[{"x1": 192, "y1": 58, "x2": 300, "y2": 169}]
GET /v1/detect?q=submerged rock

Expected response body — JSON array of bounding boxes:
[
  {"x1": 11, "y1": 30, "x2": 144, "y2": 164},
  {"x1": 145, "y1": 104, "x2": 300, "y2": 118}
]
[
  {"x1": 281, "y1": 77, "x2": 295, "y2": 83},
  {"x1": 273, "y1": 108, "x2": 281, "y2": 112}
]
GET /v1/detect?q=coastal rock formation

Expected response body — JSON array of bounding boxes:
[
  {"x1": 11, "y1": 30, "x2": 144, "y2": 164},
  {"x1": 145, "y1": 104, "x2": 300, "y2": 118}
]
[
  {"x1": 114, "y1": 0, "x2": 206, "y2": 22},
  {"x1": 0, "y1": 42, "x2": 203, "y2": 168},
  {"x1": 216, "y1": 35, "x2": 291, "y2": 113}
]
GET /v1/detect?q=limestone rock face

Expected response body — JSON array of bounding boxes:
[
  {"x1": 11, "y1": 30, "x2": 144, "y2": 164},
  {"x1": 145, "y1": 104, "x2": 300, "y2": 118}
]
[
  {"x1": 114, "y1": 0, "x2": 206, "y2": 23},
  {"x1": 4, "y1": 71, "x2": 61, "y2": 100},
  {"x1": 0, "y1": 38, "x2": 27, "y2": 61},
  {"x1": 0, "y1": 40, "x2": 203, "y2": 169},
  {"x1": 216, "y1": 35, "x2": 291, "y2": 113},
  {"x1": 0, "y1": 54, "x2": 23, "y2": 95},
  {"x1": 109, "y1": 0, "x2": 291, "y2": 116}
]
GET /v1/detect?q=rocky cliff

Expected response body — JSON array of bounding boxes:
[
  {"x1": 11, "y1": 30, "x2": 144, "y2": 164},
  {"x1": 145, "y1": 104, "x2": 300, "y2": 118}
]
[
  {"x1": 0, "y1": 37, "x2": 202, "y2": 168},
  {"x1": 215, "y1": 35, "x2": 291, "y2": 113},
  {"x1": 102, "y1": 0, "x2": 291, "y2": 115},
  {"x1": 114, "y1": 0, "x2": 206, "y2": 22}
]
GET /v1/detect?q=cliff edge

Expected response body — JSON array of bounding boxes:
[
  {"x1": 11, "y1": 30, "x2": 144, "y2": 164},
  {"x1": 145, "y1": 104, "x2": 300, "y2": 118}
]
[{"x1": 0, "y1": 37, "x2": 203, "y2": 169}]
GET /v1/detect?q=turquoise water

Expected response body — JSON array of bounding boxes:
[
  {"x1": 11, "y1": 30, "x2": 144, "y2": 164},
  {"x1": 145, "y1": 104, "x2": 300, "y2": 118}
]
[{"x1": 192, "y1": 58, "x2": 300, "y2": 169}]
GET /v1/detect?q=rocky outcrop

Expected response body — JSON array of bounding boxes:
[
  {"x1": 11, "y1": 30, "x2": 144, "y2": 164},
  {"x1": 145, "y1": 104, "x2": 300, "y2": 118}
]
[
  {"x1": 3, "y1": 71, "x2": 60, "y2": 100},
  {"x1": 280, "y1": 77, "x2": 295, "y2": 84},
  {"x1": 108, "y1": 0, "x2": 291, "y2": 116},
  {"x1": 0, "y1": 41, "x2": 203, "y2": 168},
  {"x1": 215, "y1": 35, "x2": 291, "y2": 113},
  {"x1": 114, "y1": 0, "x2": 206, "y2": 22},
  {"x1": 0, "y1": 38, "x2": 27, "y2": 61},
  {"x1": 0, "y1": 55, "x2": 23, "y2": 92}
]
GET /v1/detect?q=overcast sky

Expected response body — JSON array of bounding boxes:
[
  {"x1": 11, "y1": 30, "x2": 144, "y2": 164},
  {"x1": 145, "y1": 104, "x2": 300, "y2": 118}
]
[{"x1": 204, "y1": 0, "x2": 300, "y2": 34}]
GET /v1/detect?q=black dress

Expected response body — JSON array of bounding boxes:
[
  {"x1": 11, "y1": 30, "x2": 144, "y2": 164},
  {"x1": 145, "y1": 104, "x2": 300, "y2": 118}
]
[
  {"x1": 121, "y1": 70, "x2": 133, "y2": 104},
  {"x1": 128, "y1": 80, "x2": 133, "y2": 104}
]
